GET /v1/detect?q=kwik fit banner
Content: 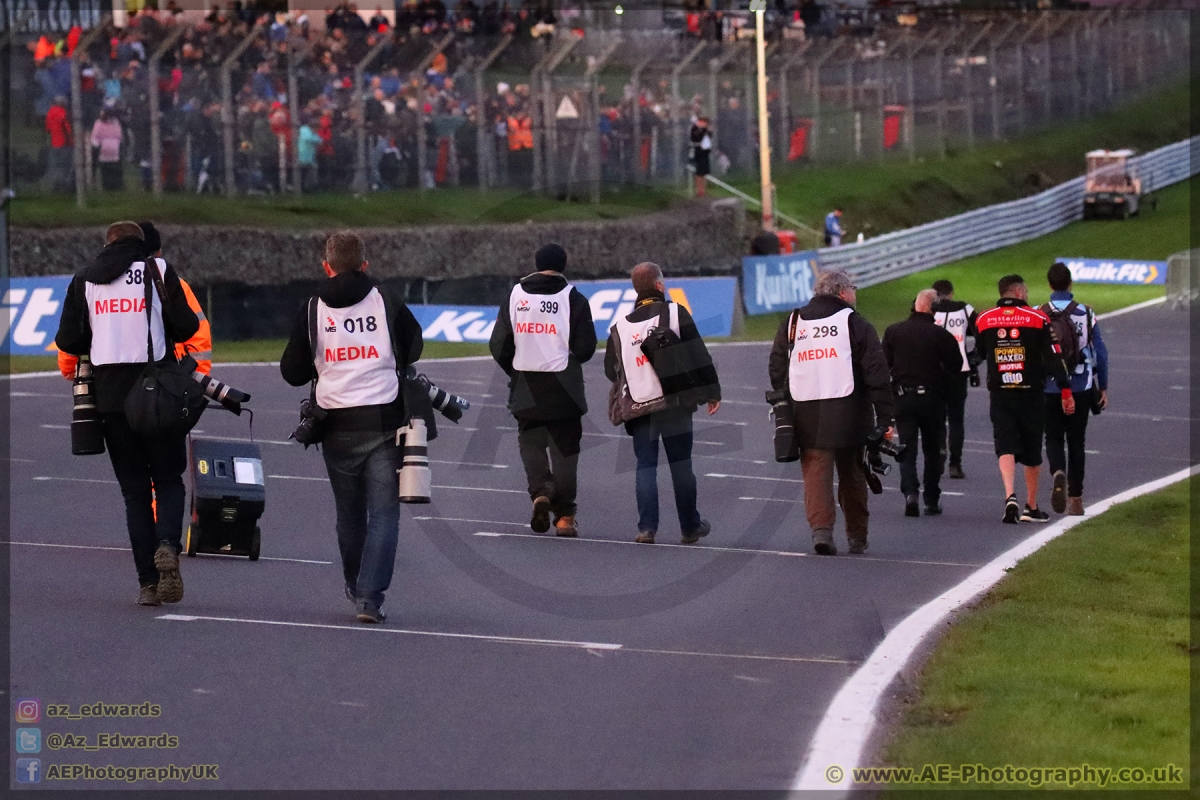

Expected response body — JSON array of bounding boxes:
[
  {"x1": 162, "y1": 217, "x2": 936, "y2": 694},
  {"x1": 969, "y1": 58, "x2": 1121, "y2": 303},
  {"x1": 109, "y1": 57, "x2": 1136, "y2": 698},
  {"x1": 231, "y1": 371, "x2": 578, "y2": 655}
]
[
  {"x1": 1058, "y1": 257, "x2": 1167, "y2": 285},
  {"x1": 411, "y1": 277, "x2": 738, "y2": 343},
  {"x1": 741, "y1": 252, "x2": 820, "y2": 316},
  {"x1": 1, "y1": 276, "x2": 71, "y2": 355}
]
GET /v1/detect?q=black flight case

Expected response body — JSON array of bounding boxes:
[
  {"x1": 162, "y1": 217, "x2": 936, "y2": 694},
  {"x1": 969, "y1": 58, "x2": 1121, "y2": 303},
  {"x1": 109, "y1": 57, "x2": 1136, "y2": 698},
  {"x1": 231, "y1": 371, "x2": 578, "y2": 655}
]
[{"x1": 185, "y1": 438, "x2": 266, "y2": 560}]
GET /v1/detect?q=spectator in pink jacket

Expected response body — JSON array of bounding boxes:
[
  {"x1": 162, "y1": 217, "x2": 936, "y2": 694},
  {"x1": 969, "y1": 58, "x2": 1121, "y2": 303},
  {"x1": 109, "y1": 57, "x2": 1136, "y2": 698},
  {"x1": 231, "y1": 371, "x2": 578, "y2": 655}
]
[{"x1": 90, "y1": 108, "x2": 124, "y2": 190}]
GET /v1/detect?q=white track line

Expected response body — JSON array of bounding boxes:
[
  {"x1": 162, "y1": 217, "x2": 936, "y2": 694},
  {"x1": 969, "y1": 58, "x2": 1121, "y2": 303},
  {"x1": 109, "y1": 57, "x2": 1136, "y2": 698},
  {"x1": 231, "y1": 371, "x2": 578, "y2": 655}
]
[
  {"x1": 1093, "y1": 295, "x2": 1166, "y2": 320},
  {"x1": 267, "y1": 474, "x2": 524, "y2": 494},
  {"x1": 4, "y1": 540, "x2": 331, "y2": 565},
  {"x1": 33, "y1": 475, "x2": 118, "y2": 485},
  {"x1": 468, "y1": 530, "x2": 984, "y2": 568},
  {"x1": 792, "y1": 463, "x2": 1198, "y2": 794},
  {"x1": 157, "y1": 613, "x2": 621, "y2": 651}
]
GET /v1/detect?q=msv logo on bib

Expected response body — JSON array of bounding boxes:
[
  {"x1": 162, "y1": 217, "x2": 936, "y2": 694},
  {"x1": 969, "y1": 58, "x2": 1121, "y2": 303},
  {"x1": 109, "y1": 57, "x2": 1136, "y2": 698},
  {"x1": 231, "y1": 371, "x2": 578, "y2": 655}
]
[{"x1": 1, "y1": 277, "x2": 70, "y2": 356}]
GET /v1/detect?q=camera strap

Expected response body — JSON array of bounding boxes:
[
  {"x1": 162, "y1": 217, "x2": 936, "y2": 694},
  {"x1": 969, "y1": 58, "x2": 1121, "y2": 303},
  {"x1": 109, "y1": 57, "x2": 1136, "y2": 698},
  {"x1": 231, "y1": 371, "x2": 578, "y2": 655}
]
[
  {"x1": 306, "y1": 296, "x2": 319, "y2": 403},
  {"x1": 787, "y1": 309, "x2": 799, "y2": 348}
]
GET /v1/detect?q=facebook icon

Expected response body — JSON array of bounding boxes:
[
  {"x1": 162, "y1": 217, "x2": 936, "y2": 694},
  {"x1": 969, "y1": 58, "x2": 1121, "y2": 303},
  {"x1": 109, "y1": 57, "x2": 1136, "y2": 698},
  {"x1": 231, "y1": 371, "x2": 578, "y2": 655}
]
[{"x1": 16, "y1": 757, "x2": 41, "y2": 783}]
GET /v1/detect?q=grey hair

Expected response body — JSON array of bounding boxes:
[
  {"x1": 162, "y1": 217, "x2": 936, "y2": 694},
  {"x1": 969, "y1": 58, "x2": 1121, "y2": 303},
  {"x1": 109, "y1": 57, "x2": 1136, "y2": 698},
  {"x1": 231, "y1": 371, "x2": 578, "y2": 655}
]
[
  {"x1": 814, "y1": 269, "x2": 855, "y2": 298},
  {"x1": 914, "y1": 288, "x2": 939, "y2": 313}
]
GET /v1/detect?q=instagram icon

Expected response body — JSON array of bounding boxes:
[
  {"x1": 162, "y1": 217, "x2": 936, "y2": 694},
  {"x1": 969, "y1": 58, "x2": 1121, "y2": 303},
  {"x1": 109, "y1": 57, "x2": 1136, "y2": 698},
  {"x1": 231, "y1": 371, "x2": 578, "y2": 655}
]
[{"x1": 15, "y1": 699, "x2": 40, "y2": 724}]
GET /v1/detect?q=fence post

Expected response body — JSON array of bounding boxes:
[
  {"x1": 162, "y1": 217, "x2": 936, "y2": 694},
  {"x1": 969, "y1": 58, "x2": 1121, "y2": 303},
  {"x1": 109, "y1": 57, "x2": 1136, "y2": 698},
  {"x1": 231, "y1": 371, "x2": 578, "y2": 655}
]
[
  {"x1": 288, "y1": 32, "x2": 316, "y2": 195},
  {"x1": 1012, "y1": 17, "x2": 1045, "y2": 137},
  {"x1": 705, "y1": 44, "x2": 743, "y2": 163},
  {"x1": 71, "y1": 17, "x2": 110, "y2": 208},
  {"x1": 351, "y1": 34, "x2": 393, "y2": 194},
  {"x1": 409, "y1": 32, "x2": 455, "y2": 193},
  {"x1": 541, "y1": 35, "x2": 580, "y2": 196},
  {"x1": 810, "y1": 39, "x2": 843, "y2": 165},
  {"x1": 986, "y1": 21, "x2": 1019, "y2": 141},
  {"x1": 586, "y1": 38, "x2": 620, "y2": 203},
  {"x1": 221, "y1": 19, "x2": 266, "y2": 198},
  {"x1": 473, "y1": 34, "x2": 513, "y2": 193},
  {"x1": 671, "y1": 41, "x2": 707, "y2": 187},
  {"x1": 778, "y1": 43, "x2": 809, "y2": 169},
  {"x1": 959, "y1": 23, "x2": 992, "y2": 151},
  {"x1": 0, "y1": 12, "x2": 33, "y2": 279},
  {"x1": 630, "y1": 53, "x2": 654, "y2": 183},
  {"x1": 149, "y1": 24, "x2": 187, "y2": 198}
]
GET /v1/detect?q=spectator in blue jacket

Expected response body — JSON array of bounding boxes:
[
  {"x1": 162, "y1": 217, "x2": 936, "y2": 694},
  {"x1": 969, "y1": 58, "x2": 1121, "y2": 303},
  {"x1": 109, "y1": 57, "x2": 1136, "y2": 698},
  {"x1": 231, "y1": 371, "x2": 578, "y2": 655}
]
[
  {"x1": 1041, "y1": 262, "x2": 1108, "y2": 516},
  {"x1": 824, "y1": 207, "x2": 843, "y2": 247}
]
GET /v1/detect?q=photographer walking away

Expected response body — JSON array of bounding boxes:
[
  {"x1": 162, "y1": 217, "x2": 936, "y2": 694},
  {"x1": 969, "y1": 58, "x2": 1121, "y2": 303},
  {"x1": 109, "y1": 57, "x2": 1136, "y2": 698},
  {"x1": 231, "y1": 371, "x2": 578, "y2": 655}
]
[
  {"x1": 280, "y1": 232, "x2": 423, "y2": 624},
  {"x1": 768, "y1": 269, "x2": 895, "y2": 555},
  {"x1": 489, "y1": 243, "x2": 596, "y2": 537},
  {"x1": 930, "y1": 278, "x2": 981, "y2": 479},
  {"x1": 54, "y1": 221, "x2": 200, "y2": 606},
  {"x1": 976, "y1": 274, "x2": 1074, "y2": 524},
  {"x1": 604, "y1": 262, "x2": 721, "y2": 544},
  {"x1": 883, "y1": 289, "x2": 963, "y2": 517},
  {"x1": 1041, "y1": 262, "x2": 1108, "y2": 516}
]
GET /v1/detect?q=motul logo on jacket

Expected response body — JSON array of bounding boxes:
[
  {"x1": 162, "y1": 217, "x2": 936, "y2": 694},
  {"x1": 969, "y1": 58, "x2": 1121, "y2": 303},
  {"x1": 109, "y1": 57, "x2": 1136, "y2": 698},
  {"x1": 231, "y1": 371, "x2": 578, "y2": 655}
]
[
  {"x1": 515, "y1": 322, "x2": 558, "y2": 334},
  {"x1": 324, "y1": 345, "x2": 380, "y2": 362},
  {"x1": 796, "y1": 347, "x2": 839, "y2": 362},
  {"x1": 94, "y1": 298, "x2": 147, "y2": 315}
]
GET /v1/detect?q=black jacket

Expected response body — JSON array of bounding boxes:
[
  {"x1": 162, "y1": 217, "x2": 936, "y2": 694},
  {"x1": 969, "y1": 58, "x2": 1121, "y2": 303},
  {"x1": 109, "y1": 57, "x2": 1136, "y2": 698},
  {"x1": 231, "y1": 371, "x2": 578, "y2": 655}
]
[
  {"x1": 55, "y1": 236, "x2": 200, "y2": 413},
  {"x1": 768, "y1": 294, "x2": 894, "y2": 450},
  {"x1": 280, "y1": 270, "x2": 424, "y2": 432},
  {"x1": 489, "y1": 272, "x2": 596, "y2": 421},
  {"x1": 882, "y1": 311, "x2": 964, "y2": 396},
  {"x1": 603, "y1": 290, "x2": 721, "y2": 414},
  {"x1": 976, "y1": 297, "x2": 1070, "y2": 394}
]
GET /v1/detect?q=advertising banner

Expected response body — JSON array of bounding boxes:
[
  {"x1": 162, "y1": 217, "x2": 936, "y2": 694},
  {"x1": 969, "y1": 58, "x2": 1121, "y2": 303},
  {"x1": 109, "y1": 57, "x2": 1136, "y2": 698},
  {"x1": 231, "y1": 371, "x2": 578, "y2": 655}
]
[
  {"x1": 741, "y1": 252, "x2": 820, "y2": 315},
  {"x1": 1057, "y1": 257, "x2": 1167, "y2": 285},
  {"x1": 413, "y1": 277, "x2": 738, "y2": 343},
  {"x1": 1, "y1": 276, "x2": 71, "y2": 355}
]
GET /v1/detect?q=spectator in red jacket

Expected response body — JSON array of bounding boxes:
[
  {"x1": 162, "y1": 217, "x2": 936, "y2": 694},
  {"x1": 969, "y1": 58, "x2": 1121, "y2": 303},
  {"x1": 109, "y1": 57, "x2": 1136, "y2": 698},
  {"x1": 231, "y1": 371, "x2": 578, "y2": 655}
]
[{"x1": 45, "y1": 96, "x2": 73, "y2": 191}]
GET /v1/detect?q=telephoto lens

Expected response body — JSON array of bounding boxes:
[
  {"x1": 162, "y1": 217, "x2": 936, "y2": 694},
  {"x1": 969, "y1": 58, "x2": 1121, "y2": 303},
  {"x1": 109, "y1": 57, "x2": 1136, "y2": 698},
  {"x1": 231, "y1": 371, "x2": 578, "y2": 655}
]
[
  {"x1": 71, "y1": 355, "x2": 106, "y2": 455},
  {"x1": 765, "y1": 389, "x2": 799, "y2": 463},
  {"x1": 397, "y1": 419, "x2": 432, "y2": 503},
  {"x1": 192, "y1": 370, "x2": 252, "y2": 415}
]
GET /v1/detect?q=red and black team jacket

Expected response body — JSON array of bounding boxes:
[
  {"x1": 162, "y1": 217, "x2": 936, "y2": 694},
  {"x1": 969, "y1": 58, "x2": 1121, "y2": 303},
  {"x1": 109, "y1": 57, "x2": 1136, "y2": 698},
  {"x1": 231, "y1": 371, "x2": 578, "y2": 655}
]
[{"x1": 975, "y1": 298, "x2": 1071, "y2": 396}]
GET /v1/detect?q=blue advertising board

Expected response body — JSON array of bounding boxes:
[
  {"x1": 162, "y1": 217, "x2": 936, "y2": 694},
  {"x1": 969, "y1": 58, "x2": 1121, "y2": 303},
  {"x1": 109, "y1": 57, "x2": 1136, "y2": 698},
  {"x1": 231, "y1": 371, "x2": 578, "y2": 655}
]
[
  {"x1": 1, "y1": 276, "x2": 71, "y2": 355},
  {"x1": 741, "y1": 252, "x2": 820, "y2": 315},
  {"x1": 1057, "y1": 257, "x2": 1167, "y2": 285},
  {"x1": 412, "y1": 277, "x2": 738, "y2": 343}
]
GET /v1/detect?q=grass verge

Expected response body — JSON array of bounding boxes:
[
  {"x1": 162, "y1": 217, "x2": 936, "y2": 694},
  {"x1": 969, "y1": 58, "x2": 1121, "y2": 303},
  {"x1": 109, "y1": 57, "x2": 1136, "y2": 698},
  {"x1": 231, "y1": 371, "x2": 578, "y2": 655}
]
[
  {"x1": 732, "y1": 175, "x2": 1190, "y2": 341},
  {"x1": 876, "y1": 480, "x2": 1191, "y2": 792}
]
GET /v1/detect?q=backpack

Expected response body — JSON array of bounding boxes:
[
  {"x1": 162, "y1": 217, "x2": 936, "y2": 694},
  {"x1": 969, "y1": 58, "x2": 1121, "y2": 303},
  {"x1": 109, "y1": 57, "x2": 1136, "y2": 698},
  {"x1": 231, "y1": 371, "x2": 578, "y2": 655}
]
[{"x1": 1041, "y1": 301, "x2": 1083, "y2": 370}]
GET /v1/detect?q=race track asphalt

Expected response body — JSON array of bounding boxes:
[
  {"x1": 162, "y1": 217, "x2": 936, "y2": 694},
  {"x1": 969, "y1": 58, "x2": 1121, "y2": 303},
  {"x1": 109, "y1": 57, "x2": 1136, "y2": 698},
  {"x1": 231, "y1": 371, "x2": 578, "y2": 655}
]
[{"x1": 6, "y1": 302, "x2": 1190, "y2": 790}]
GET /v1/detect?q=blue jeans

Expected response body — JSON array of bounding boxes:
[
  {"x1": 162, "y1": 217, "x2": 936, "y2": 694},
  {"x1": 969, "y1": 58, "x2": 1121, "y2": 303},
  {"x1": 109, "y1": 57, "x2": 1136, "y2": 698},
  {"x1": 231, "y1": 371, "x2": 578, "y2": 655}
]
[
  {"x1": 322, "y1": 430, "x2": 401, "y2": 608},
  {"x1": 627, "y1": 409, "x2": 701, "y2": 534}
]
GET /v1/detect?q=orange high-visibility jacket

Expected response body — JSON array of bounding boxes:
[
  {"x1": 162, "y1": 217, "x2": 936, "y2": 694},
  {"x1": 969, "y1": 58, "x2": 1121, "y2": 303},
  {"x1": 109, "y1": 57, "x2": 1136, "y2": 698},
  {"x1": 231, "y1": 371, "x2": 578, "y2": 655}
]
[
  {"x1": 59, "y1": 277, "x2": 212, "y2": 378},
  {"x1": 507, "y1": 115, "x2": 533, "y2": 151}
]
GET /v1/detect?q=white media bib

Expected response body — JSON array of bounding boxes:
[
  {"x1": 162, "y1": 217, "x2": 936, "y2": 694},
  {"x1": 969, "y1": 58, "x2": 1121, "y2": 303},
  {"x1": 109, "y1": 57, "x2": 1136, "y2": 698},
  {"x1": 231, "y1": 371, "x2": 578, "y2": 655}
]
[
  {"x1": 314, "y1": 288, "x2": 398, "y2": 409},
  {"x1": 788, "y1": 307, "x2": 855, "y2": 402},
  {"x1": 933, "y1": 303, "x2": 974, "y2": 372},
  {"x1": 510, "y1": 284, "x2": 572, "y2": 373},
  {"x1": 86, "y1": 258, "x2": 168, "y2": 366},
  {"x1": 615, "y1": 303, "x2": 680, "y2": 404}
]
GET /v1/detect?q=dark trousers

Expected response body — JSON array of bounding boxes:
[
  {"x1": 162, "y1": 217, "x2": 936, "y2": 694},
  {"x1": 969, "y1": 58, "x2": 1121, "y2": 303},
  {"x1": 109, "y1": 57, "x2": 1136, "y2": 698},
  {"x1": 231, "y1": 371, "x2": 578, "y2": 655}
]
[
  {"x1": 626, "y1": 408, "x2": 701, "y2": 534},
  {"x1": 897, "y1": 392, "x2": 945, "y2": 505},
  {"x1": 800, "y1": 447, "x2": 869, "y2": 543},
  {"x1": 943, "y1": 372, "x2": 969, "y2": 467},
  {"x1": 517, "y1": 417, "x2": 582, "y2": 518},
  {"x1": 101, "y1": 413, "x2": 188, "y2": 587},
  {"x1": 1044, "y1": 389, "x2": 1093, "y2": 497}
]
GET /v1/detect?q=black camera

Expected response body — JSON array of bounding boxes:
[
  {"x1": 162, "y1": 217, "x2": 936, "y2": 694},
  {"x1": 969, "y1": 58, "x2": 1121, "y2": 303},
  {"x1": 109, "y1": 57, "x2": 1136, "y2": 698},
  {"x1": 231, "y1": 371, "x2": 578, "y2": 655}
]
[
  {"x1": 405, "y1": 366, "x2": 470, "y2": 423},
  {"x1": 290, "y1": 398, "x2": 328, "y2": 448},
  {"x1": 865, "y1": 424, "x2": 906, "y2": 477},
  {"x1": 765, "y1": 389, "x2": 799, "y2": 463},
  {"x1": 71, "y1": 355, "x2": 106, "y2": 456}
]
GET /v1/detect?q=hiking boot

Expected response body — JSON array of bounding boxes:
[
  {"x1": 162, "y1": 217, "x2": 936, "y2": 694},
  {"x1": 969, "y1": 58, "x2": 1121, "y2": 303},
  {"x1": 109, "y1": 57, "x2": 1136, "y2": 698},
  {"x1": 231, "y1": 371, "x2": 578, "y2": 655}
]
[
  {"x1": 1002, "y1": 494, "x2": 1020, "y2": 524},
  {"x1": 1051, "y1": 470, "x2": 1068, "y2": 514},
  {"x1": 137, "y1": 585, "x2": 161, "y2": 607},
  {"x1": 812, "y1": 529, "x2": 837, "y2": 556},
  {"x1": 530, "y1": 496, "x2": 552, "y2": 533},
  {"x1": 554, "y1": 516, "x2": 578, "y2": 537},
  {"x1": 848, "y1": 538, "x2": 867, "y2": 555},
  {"x1": 948, "y1": 464, "x2": 966, "y2": 480},
  {"x1": 681, "y1": 519, "x2": 711, "y2": 544},
  {"x1": 1066, "y1": 496, "x2": 1084, "y2": 516},
  {"x1": 153, "y1": 543, "x2": 184, "y2": 603},
  {"x1": 904, "y1": 494, "x2": 920, "y2": 517},
  {"x1": 1021, "y1": 504, "x2": 1050, "y2": 523},
  {"x1": 634, "y1": 531, "x2": 656, "y2": 544},
  {"x1": 356, "y1": 603, "x2": 387, "y2": 624}
]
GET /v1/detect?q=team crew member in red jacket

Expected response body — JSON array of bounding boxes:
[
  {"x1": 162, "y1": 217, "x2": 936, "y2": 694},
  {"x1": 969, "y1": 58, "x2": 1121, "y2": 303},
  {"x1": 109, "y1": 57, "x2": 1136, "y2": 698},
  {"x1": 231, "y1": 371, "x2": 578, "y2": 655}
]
[{"x1": 975, "y1": 274, "x2": 1074, "y2": 524}]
